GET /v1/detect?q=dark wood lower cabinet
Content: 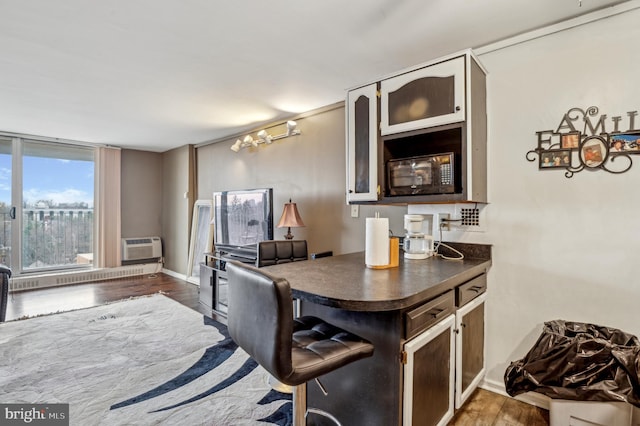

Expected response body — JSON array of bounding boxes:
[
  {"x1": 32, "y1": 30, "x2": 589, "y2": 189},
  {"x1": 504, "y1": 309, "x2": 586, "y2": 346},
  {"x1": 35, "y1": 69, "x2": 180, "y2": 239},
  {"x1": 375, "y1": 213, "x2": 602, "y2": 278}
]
[
  {"x1": 299, "y1": 277, "x2": 487, "y2": 426},
  {"x1": 403, "y1": 289, "x2": 487, "y2": 425},
  {"x1": 455, "y1": 293, "x2": 486, "y2": 408},
  {"x1": 404, "y1": 315, "x2": 456, "y2": 426}
]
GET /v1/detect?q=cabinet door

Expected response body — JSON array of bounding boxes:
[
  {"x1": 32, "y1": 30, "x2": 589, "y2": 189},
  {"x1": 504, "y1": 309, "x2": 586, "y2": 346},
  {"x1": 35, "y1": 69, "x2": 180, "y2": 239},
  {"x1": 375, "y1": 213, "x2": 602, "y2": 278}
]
[
  {"x1": 403, "y1": 314, "x2": 455, "y2": 426},
  {"x1": 347, "y1": 84, "x2": 378, "y2": 202},
  {"x1": 381, "y1": 56, "x2": 465, "y2": 135},
  {"x1": 199, "y1": 264, "x2": 214, "y2": 310},
  {"x1": 215, "y1": 271, "x2": 228, "y2": 314},
  {"x1": 455, "y1": 293, "x2": 486, "y2": 408}
]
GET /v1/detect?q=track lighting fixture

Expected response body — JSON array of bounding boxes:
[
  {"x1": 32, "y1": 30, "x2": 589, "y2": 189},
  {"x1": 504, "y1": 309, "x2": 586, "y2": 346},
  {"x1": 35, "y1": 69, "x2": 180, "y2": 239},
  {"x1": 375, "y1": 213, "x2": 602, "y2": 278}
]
[
  {"x1": 230, "y1": 120, "x2": 301, "y2": 152},
  {"x1": 286, "y1": 120, "x2": 298, "y2": 136},
  {"x1": 244, "y1": 135, "x2": 258, "y2": 147},
  {"x1": 257, "y1": 130, "x2": 272, "y2": 144}
]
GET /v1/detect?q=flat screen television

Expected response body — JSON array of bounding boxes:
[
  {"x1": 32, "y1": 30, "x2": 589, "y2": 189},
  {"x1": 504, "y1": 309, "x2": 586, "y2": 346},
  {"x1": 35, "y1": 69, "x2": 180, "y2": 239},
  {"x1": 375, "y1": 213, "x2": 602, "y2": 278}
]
[{"x1": 212, "y1": 188, "x2": 274, "y2": 253}]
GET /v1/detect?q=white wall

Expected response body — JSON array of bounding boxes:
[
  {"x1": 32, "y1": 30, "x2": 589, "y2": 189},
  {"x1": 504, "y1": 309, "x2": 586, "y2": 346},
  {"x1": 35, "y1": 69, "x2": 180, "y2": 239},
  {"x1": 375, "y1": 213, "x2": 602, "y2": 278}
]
[{"x1": 453, "y1": 8, "x2": 640, "y2": 393}]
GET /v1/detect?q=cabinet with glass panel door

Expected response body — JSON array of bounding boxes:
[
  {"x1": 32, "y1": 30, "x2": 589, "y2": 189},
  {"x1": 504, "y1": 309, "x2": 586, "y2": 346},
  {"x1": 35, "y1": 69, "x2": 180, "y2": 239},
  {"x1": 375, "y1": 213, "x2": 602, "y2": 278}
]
[
  {"x1": 346, "y1": 83, "x2": 379, "y2": 202},
  {"x1": 346, "y1": 50, "x2": 488, "y2": 204}
]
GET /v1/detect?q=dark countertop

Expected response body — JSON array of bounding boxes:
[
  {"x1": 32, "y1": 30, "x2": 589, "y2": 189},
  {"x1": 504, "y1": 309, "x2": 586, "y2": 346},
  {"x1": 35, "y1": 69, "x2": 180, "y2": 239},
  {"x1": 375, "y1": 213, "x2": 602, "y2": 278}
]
[{"x1": 263, "y1": 250, "x2": 491, "y2": 312}]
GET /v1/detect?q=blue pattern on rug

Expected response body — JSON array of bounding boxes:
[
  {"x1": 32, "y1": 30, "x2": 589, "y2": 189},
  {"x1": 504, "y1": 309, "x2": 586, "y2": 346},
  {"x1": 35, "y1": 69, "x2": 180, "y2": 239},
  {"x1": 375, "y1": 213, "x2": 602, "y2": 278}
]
[
  {"x1": 258, "y1": 389, "x2": 293, "y2": 425},
  {"x1": 258, "y1": 401, "x2": 293, "y2": 425},
  {"x1": 258, "y1": 389, "x2": 292, "y2": 406},
  {"x1": 110, "y1": 315, "x2": 292, "y2": 424},
  {"x1": 110, "y1": 316, "x2": 234, "y2": 409},
  {"x1": 151, "y1": 357, "x2": 259, "y2": 412}
]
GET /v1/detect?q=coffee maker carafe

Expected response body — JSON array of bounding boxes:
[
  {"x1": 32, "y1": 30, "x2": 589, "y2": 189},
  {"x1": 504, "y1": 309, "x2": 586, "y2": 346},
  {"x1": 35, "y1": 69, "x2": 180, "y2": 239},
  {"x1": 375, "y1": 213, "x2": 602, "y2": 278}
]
[{"x1": 403, "y1": 214, "x2": 434, "y2": 259}]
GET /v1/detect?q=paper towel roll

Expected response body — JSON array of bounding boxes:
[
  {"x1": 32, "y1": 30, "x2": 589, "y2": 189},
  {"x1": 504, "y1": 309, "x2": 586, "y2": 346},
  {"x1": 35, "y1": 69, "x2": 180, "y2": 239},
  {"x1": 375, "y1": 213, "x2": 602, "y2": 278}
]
[{"x1": 365, "y1": 217, "x2": 390, "y2": 268}]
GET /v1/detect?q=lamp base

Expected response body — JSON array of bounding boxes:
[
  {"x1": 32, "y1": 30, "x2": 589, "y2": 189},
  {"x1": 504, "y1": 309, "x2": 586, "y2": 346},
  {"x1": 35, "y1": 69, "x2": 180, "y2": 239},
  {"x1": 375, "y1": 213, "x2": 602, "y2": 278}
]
[{"x1": 284, "y1": 227, "x2": 294, "y2": 240}]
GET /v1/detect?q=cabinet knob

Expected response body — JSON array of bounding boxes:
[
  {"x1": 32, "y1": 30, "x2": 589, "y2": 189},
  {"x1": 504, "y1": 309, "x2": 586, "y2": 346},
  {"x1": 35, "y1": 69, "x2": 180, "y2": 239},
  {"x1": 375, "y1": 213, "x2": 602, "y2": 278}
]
[{"x1": 455, "y1": 106, "x2": 461, "y2": 111}]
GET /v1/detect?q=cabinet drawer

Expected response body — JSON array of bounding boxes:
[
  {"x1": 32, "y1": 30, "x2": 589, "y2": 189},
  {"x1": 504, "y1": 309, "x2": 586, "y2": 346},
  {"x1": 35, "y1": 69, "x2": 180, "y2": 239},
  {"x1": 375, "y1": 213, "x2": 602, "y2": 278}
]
[
  {"x1": 456, "y1": 274, "x2": 486, "y2": 307},
  {"x1": 405, "y1": 290, "x2": 454, "y2": 340}
]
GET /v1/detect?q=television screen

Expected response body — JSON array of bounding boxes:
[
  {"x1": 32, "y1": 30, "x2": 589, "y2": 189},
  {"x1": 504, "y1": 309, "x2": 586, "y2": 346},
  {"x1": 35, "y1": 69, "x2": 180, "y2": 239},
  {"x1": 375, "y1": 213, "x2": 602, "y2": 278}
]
[{"x1": 213, "y1": 188, "x2": 273, "y2": 250}]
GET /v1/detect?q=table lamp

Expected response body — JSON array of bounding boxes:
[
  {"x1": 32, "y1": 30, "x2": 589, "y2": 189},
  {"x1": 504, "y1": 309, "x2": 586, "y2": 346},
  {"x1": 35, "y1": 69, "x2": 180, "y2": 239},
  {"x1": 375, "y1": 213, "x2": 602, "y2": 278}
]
[{"x1": 277, "y1": 199, "x2": 305, "y2": 240}]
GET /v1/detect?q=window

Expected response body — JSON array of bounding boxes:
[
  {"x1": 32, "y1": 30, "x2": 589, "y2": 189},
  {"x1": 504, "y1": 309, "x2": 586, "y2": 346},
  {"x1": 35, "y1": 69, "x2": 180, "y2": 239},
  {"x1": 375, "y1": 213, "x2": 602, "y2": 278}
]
[{"x1": 0, "y1": 136, "x2": 95, "y2": 273}]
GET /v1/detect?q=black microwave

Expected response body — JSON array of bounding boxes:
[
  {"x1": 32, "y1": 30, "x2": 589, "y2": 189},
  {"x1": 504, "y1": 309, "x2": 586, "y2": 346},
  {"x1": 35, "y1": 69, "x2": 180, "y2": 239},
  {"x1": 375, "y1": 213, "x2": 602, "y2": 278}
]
[{"x1": 387, "y1": 153, "x2": 455, "y2": 196}]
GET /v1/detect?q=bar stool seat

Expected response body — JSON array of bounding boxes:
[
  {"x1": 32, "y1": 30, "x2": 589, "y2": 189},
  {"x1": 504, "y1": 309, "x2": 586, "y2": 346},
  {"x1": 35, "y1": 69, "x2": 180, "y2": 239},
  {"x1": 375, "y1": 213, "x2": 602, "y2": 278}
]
[{"x1": 226, "y1": 261, "x2": 374, "y2": 425}]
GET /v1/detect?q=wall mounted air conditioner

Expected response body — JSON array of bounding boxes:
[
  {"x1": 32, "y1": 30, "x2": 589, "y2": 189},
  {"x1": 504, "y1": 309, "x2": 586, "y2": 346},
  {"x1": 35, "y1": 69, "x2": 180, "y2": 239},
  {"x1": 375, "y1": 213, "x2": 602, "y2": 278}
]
[{"x1": 121, "y1": 236, "x2": 162, "y2": 265}]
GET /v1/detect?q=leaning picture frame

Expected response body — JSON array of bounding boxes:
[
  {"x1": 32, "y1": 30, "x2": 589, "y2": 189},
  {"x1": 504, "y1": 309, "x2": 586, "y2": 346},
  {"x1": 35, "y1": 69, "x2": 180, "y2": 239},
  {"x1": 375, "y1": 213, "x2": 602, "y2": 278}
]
[{"x1": 187, "y1": 199, "x2": 214, "y2": 284}]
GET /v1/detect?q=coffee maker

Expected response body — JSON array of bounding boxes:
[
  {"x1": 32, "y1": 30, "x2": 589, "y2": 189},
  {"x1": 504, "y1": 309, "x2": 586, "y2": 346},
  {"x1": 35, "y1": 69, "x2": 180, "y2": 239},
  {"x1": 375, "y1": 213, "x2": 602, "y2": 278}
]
[{"x1": 403, "y1": 214, "x2": 434, "y2": 259}]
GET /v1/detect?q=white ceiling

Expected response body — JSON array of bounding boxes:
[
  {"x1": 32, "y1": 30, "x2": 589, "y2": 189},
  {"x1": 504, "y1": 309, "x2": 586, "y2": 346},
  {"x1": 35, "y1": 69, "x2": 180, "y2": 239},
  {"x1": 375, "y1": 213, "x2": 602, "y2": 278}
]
[{"x1": 0, "y1": 0, "x2": 631, "y2": 152}]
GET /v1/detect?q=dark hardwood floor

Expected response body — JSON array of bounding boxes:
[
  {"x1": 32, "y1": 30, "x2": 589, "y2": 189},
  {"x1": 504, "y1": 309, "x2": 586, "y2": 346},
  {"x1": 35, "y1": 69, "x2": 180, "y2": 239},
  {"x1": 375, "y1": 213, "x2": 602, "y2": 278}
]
[
  {"x1": 4, "y1": 272, "x2": 208, "y2": 321},
  {"x1": 3, "y1": 272, "x2": 549, "y2": 425}
]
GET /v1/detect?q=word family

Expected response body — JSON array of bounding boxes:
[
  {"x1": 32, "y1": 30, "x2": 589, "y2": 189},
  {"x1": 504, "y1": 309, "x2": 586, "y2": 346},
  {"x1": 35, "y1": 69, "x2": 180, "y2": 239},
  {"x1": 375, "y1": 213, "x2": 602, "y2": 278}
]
[{"x1": 528, "y1": 106, "x2": 640, "y2": 177}]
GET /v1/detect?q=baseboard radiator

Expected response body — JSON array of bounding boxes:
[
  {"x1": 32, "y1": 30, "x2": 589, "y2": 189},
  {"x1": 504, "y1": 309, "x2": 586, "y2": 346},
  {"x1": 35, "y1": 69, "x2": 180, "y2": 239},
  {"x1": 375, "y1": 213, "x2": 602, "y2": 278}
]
[{"x1": 9, "y1": 263, "x2": 162, "y2": 292}]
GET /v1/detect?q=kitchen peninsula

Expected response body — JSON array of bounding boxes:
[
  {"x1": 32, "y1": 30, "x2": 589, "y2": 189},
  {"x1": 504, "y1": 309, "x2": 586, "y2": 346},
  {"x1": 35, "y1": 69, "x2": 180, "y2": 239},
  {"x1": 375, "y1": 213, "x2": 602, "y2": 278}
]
[{"x1": 263, "y1": 243, "x2": 491, "y2": 425}]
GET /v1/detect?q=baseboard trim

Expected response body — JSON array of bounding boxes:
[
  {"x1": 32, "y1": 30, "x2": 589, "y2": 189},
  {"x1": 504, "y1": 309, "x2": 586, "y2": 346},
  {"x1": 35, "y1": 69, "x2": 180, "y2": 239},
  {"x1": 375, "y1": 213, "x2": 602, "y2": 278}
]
[
  {"x1": 161, "y1": 268, "x2": 189, "y2": 282},
  {"x1": 481, "y1": 378, "x2": 551, "y2": 410}
]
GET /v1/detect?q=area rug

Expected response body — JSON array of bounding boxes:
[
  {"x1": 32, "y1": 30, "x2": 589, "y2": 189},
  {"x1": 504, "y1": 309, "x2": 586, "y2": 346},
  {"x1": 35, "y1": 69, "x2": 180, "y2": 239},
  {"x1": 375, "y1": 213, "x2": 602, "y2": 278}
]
[{"x1": 0, "y1": 294, "x2": 292, "y2": 425}]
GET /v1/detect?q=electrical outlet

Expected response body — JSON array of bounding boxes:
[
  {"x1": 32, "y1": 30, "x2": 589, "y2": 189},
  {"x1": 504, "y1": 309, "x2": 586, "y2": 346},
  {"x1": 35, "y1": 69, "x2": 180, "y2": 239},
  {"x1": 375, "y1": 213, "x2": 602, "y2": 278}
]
[{"x1": 439, "y1": 213, "x2": 450, "y2": 231}]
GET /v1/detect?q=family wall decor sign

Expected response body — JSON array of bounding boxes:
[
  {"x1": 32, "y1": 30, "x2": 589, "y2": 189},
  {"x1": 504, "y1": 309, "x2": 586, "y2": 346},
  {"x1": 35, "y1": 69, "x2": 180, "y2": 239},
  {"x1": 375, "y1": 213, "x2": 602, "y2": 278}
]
[{"x1": 527, "y1": 106, "x2": 640, "y2": 178}]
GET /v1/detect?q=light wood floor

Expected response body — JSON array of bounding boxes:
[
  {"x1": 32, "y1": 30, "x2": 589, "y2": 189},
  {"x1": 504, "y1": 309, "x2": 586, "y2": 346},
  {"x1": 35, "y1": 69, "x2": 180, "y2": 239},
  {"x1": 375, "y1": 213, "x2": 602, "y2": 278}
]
[
  {"x1": 3, "y1": 272, "x2": 549, "y2": 425},
  {"x1": 449, "y1": 388, "x2": 549, "y2": 426}
]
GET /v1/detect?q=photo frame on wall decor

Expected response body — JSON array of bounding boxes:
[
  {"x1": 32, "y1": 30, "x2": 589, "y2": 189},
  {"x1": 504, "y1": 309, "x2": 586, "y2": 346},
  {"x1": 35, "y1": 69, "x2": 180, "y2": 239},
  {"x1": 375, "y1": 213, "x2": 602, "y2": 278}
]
[
  {"x1": 540, "y1": 150, "x2": 571, "y2": 169},
  {"x1": 560, "y1": 132, "x2": 580, "y2": 149},
  {"x1": 609, "y1": 132, "x2": 640, "y2": 152},
  {"x1": 580, "y1": 136, "x2": 608, "y2": 168}
]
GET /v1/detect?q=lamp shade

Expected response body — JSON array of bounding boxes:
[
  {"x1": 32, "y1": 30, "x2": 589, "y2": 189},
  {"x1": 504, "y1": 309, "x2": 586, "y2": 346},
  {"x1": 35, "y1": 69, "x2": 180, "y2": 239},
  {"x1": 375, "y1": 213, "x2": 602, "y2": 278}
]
[{"x1": 277, "y1": 200, "x2": 305, "y2": 228}]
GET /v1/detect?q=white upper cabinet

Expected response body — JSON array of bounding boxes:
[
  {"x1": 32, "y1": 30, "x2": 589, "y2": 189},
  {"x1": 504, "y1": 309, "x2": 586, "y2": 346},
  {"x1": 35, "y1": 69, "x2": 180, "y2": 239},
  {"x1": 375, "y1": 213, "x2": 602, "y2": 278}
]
[
  {"x1": 380, "y1": 56, "x2": 466, "y2": 135},
  {"x1": 345, "y1": 50, "x2": 487, "y2": 204},
  {"x1": 346, "y1": 83, "x2": 379, "y2": 202}
]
